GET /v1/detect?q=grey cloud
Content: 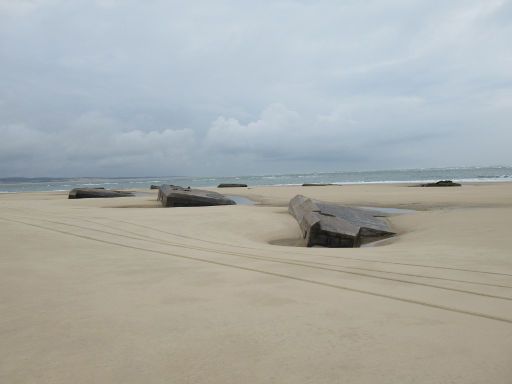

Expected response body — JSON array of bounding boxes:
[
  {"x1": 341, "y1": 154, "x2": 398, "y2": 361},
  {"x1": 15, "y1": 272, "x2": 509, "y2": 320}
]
[{"x1": 1, "y1": 0, "x2": 511, "y2": 176}]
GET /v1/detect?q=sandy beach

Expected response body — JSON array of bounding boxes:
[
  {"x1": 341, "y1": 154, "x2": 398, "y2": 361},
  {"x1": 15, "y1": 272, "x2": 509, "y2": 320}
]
[{"x1": 1, "y1": 183, "x2": 512, "y2": 383}]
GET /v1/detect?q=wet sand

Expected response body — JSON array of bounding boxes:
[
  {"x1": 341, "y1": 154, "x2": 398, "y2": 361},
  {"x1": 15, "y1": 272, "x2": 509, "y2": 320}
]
[{"x1": 1, "y1": 183, "x2": 511, "y2": 383}]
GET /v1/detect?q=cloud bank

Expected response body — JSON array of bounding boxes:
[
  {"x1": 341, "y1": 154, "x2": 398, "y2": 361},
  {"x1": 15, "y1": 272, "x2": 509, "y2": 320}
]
[{"x1": 1, "y1": 0, "x2": 511, "y2": 176}]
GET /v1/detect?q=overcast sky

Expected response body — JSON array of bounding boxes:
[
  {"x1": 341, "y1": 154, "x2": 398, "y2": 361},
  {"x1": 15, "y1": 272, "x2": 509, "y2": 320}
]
[{"x1": 1, "y1": 0, "x2": 511, "y2": 177}]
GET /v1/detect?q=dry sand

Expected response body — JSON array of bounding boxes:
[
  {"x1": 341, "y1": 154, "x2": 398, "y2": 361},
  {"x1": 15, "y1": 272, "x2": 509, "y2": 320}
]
[{"x1": 1, "y1": 183, "x2": 512, "y2": 383}]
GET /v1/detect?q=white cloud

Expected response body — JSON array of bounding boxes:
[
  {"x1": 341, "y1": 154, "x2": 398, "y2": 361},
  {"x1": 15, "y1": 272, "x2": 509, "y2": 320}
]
[
  {"x1": 0, "y1": 114, "x2": 197, "y2": 176},
  {"x1": 205, "y1": 104, "x2": 302, "y2": 155},
  {"x1": 205, "y1": 98, "x2": 432, "y2": 157},
  {"x1": 203, "y1": 94, "x2": 512, "y2": 173}
]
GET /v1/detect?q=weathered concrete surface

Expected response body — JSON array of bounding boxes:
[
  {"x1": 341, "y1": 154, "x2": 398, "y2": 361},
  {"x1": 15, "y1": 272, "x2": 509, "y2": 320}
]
[
  {"x1": 158, "y1": 185, "x2": 236, "y2": 207},
  {"x1": 288, "y1": 195, "x2": 395, "y2": 247},
  {"x1": 302, "y1": 183, "x2": 334, "y2": 187},
  {"x1": 419, "y1": 180, "x2": 461, "y2": 187},
  {"x1": 217, "y1": 183, "x2": 248, "y2": 188},
  {"x1": 68, "y1": 188, "x2": 134, "y2": 199}
]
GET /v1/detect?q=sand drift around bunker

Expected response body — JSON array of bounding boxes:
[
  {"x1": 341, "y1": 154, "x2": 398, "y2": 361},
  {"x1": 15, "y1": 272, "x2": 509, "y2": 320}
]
[
  {"x1": 157, "y1": 185, "x2": 236, "y2": 207},
  {"x1": 288, "y1": 195, "x2": 396, "y2": 248}
]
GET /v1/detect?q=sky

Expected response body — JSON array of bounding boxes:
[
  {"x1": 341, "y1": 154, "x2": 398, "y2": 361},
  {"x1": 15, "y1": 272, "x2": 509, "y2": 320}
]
[{"x1": 1, "y1": 0, "x2": 511, "y2": 177}]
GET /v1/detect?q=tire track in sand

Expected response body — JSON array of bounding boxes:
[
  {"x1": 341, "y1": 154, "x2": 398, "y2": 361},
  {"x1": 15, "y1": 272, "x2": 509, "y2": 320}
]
[{"x1": 2, "y1": 215, "x2": 512, "y2": 325}]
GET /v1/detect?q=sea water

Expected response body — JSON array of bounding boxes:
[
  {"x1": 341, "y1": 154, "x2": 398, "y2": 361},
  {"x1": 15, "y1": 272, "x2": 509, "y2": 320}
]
[{"x1": 1, "y1": 166, "x2": 511, "y2": 193}]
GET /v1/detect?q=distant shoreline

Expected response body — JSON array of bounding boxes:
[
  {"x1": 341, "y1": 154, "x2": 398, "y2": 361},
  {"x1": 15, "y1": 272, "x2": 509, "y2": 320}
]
[
  {"x1": 2, "y1": 179, "x2": 512, "y2": 195},
  {"x1": 1, "y1": 166, "x2": 512, "y2": 193}
]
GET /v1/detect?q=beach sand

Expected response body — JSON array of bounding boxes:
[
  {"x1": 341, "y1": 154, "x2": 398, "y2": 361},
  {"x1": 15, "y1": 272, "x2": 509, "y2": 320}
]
[{"x1": 1, "y1": 183, "x2": 511, "y2": 383}]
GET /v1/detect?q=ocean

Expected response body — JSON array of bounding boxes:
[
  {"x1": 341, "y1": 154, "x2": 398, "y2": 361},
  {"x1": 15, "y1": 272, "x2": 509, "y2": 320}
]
[{"x1": 1, "y1": 166, "x2": 511, "y2": 193}]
